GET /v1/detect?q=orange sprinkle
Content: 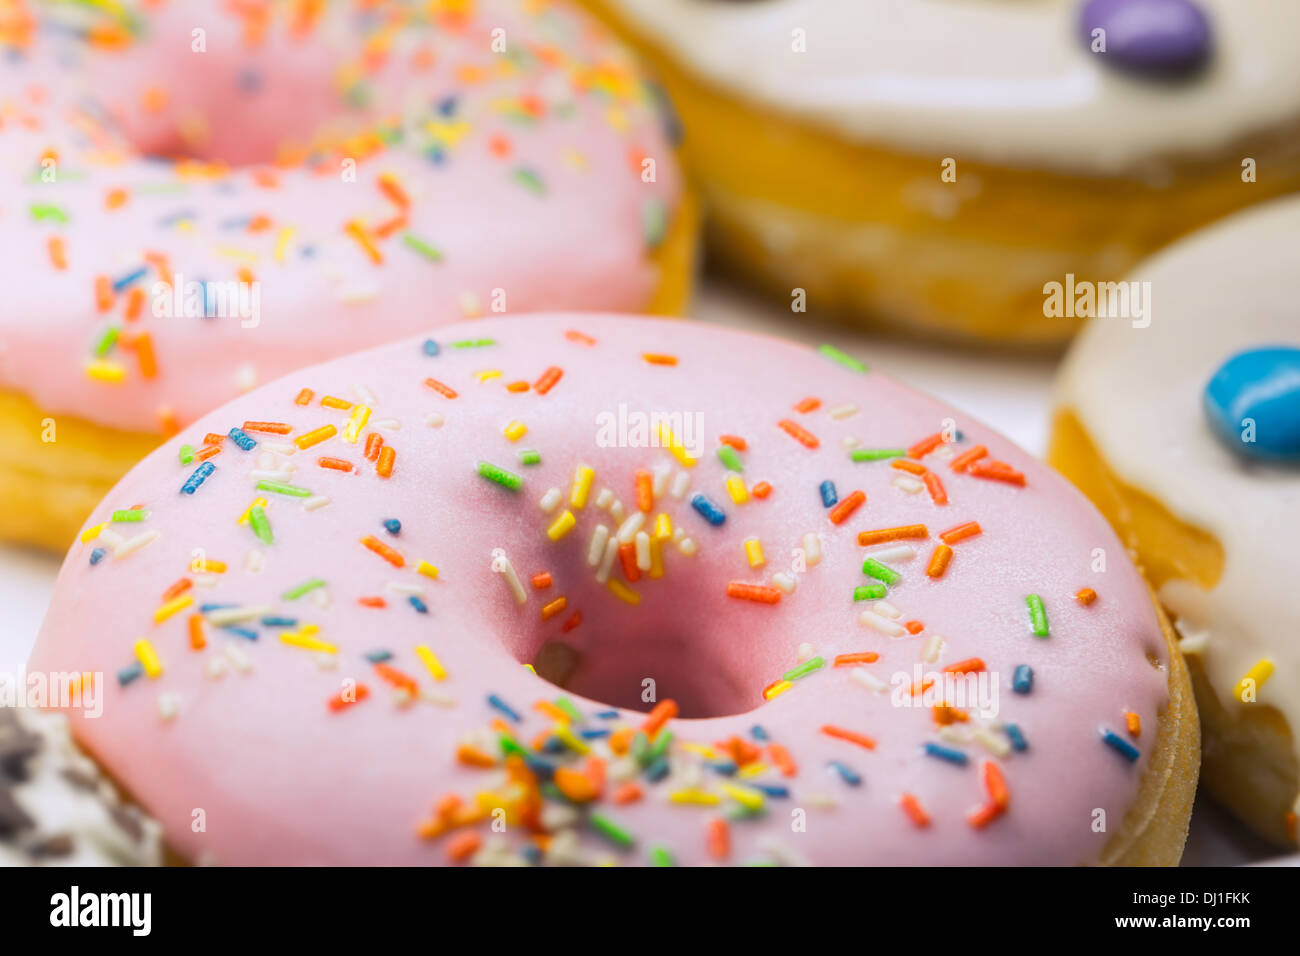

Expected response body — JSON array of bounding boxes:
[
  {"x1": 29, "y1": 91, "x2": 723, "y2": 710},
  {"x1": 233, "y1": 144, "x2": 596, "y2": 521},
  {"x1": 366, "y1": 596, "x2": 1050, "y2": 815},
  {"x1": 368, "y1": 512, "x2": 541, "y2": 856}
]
[
  {"x1": 321, "y1": 395, "x2": 352, "y2": 410},
  {"x1": 294, "y1": 424, "x2": 337, "y2": 449},
  {"x1": 793, "y1": 397, "x2": 821, "y2": 413},
  {"x1": 540, "y1": 596, "x2": 567, "y2": 620},
  {"x1": 203, "y1": 433, "x2": 226, "y2": 447},
  {"x1": 318, "y1": 457, "x2": 353, "y2": 472},
  {"x1": 707, "y1": 818, "x2": 730, "y2": 859},
  {"x1": 344, "y1": 219, "x2": 382, "y2": 264},
  {"x1": 833, "y1": 652, "x2": 879, "y2": 666},
  {"x1": 564, "y1": 329, "x2": 596, "y2": 346},
  {"x1": 949, "y1": 445, "x2": 989, "y2": 472},
  {"x1": 194, "y1": 444, "x2": 222, "y2": 462},
  {"x1": 967, "y1": 802, "x2": 1004, "y2": 829},
  {"x1": 926, "y1": 543, "x2": 953, "y2": 578},
  {"x1": 377, "y1": 172, "x2": 411, "y2": 209},
  {"x1": 923, "y1": 471, "x2": 948, "y2": 505},
  {"x1": 612, "y1": 782, "x2": 643, "y2": 805},
  {"x1": 642, "y1": 699, "x2": 679, "y2": 736},
  {"x1": 124, "y1": 287, "x2": 145, "y2": 321},
  {"x1": 105, "y1": 187, "x2": 128, "y2": 211},
  {"x1": 907, "y1": 432, "x2": 945, "y2": 459},
  {"x1": 609, "y1": 728, "x2": 634, "y2": 756},
  {"x1": 373, "y1": 215, "x2": 407, "y2": 240},
  {"x1": 939, "y1": 521, "x2": 982, "y2": 545},
  {"x1": 187, "y1": 614, "x2": 206, "y2": 651},
  {"x1": 375, "y1": 662, "x2": 419, "y2": 695},
  {"x1": 361, "y1": 535, "x2": 404, "y2": 568},
  {"x1": 726, "y1": 581, "x2": 781, "y2": 604},
  {"x1": 363, "y1": 432, "x2": 383, "y2": 462},
  {"x1": 968, "y1": 459, "x2": 1026, "y2": 486},
  {"x1": 983, "y1": 761, "x2": 1011, "y2": 809},
  {"x1": 618, "y1": 542, "x2": 640, "y2": 582},
  {"x1": 857, "y1": 524, "x2": 927, "y2": 546},
  {"x1": 1125, "y1": 711, "x2": 1141, "y2": 738},
  {"x1": 751, "y1": 481, "x2": 772, "y2": 499},
  {"x1": 376, "y1": 445, "x2": 396, "y2": 478},
  {"x1": 777, "y1": 418, "x2": 819, "y2": 449},
  {"x1": 488, "y1": 134, "x2": 511, "y2": 158},
  {"x1": 899, "y1": 793, "x2": 931, "y2": 828},
  {"x1": 247, "y1": 214, "x2": 273, "y2": 233},
  {"x1": 94, "y1": 275, "x2": 113, "y2": 312},
  {"x1": 294, "y1": 388, "x2": 314, "y2": 405},
  {"x1": 424, "y1": 377, "x2": 458, "y2": 399},
  {"x1": 561, "y1": 612, "x2": 582, "y2": 633},
  {"x1": 162, "y1": 577, "x2": 192, "y2": 601},
  {"x1": 242, "y1": 421, "x2": 293, "y2": 434},
  {"x1": 456, "y1": 744, "x2": 496, "y2": 768},
  {"x1": 943, "y1": 658, "x2": 985, "y2": 674},
  {"x1": 828, "y1": 490, "x2": 865, "y2": 525},
  {"x1": 144, "y1": 251, "x2": 172, "y2": 287},
  {"x1": 719, "y1": 435, "x2": 748, "y2": 451},
  {"x1": 505, "y1": 380, "x2": 530, "y2": 393},
  {"x1": 534, "y1": 700, "x2": 568, "y2": 722},
  {"x1": 768, "y1": 743, "x2": 797, "y2": 777},
  {"x1": 904, "y1": 620, "x2": 924, "y2": 635},
  {"x1": 328, "y1": 683, "x2": 370, "y2": 712},
  {"x1": 635, "y1": 469, "x2": 653, "y2": 512},
  {"x1": 46, "y1": 236, "x2": 67, "y2": 270},
  {"x1": 533, "y1": 366, "x2": 563, "y2": 395},
  {"x1": 446, "y1": 831, "x2": 482, "y2": 864},
  {"x1": 554, "y1": 766, "x2": 599, "y2": 803},
  {"x1": 141, "y1": 85, "x2": 168, "y2": 113},
  {"x1": 642, "y1": 353, "x2": 678, "y2": 366},
  {"x1": 134, "y1": 332, "x2": 158, "y2": 379},
  {"x1": 1076, "y1": 587, "x2": 1098, "y2": 606},
  {"x1": 891, "y1": 458, "x2": 928, "y2": 476},
  {"x1": 531, "y1": 572, "x2": 552, "y2": 589},
  {"x1": 357, "y1": 596, "x2": 387, "y2": 608},
  {"x1": 821, "y1": 724, "x2": 876, "y2": 750}
]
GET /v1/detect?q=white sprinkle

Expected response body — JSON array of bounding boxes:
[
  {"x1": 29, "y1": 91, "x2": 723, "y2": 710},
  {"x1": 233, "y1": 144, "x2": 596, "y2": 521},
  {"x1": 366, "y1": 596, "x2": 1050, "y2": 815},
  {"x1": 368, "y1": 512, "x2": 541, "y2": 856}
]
[
  {"x1": 921, "y1": 634, "x2": 946, "y2": 663},
  {"x1": 829, "y1": 403, "x2": 858, "y2": 420},
  {"x1": 771, "y1": 572, "x2": 797, "y2": 594},
  {"x1": 796, "y1": 642, "x2": 816, "y2": 663},
  {"x1": 224, "y1": 643, "x2": 253, "y2": 674},
  {"x1": 315, "y1": 653, "x2": 339, "y2": 671},
  {"x1": 192, "y1": 574, "x2": 220, "y2": 589},
  {"x1": 803, "y1": 792, "x2": 839, "y2": 810},
  {"x1": 302, "y1": 495, "x2": 330, "y2": 511},
  {"x1": 865, "y1": 544, "x2": 916, "y2": 563},
  {"x1": 248, "y1": 468, "x2": 293, "y2": 482},
  {"x1": 802, "y1": 532, "x2": 821, "y2": 567},
  {"x1": 538, "y1": 487, "x2": 562, "y2": 513},
  {"x1": 113, "y1": 529, "x2": 159, "y2": 558},
  {"x1": 497, "y1": 553, "x2": 526, "y2": 605},
  {"x1": 260, "y1": 440, "x2": 296, "y2": 456},
  {"x1": 860, "y1": 610, "x2": 906, "y2": 637},
  {"x1": 677, "y1": 536, "x2": 698, "y2": 557},
  {"x1": 892, "y1": 475, "x2": 924, "y2": 494},
  {"x1": 255, "y1": 451, "x2": 276, "y2": 470},
  {"x1": 158, "y1": 693, "x2": 180, "y2": 721},
  {"x1": 594, "y1": 487, "x2": 615, "y2": 510},
  {"x1": 98, "y1": 529, "x2": 124, "y2": 550},
  {"x1": 872, "y1": 600, "x2": 902, "y2": 620},
  {"x1": 652, "y1": 462, "x2": 672, "y2": 498},
  {"x1": 385, "y1": 581, "x2": 426, "y2": 596},
  {"x1": 634, "y1": 531, "x2": 652, "y2": 571},
  {"x1": 244, "y1": 549, "x2": 265, "y2": 572},
  {"x1": 338, "y1": 282, "x2": 380, "y2": 304},
  {"x1": 938, "y1": 726, "x2": 970, "y2": 745},
  {"x1": 372, "y1": 418, "x2": 401, "y2": 431},
  {"x1": 615, "y1": 511, "x2": 645, "y2": 544},
  {"x1": 973, "y1": 728, "x2": 1011, "y2": 758},
  {"x1": 595, "y1": 538, "x2": 619, "y2": 584},
  {"x1": 206, "y1": 604, "x2": 273, "y2": 627},
  {"x1": 849, "y1": 668, "x2": 887, "y2": 693},
  {"x1": 309, "y1": 586, "x2": 330, "y2": 609},
  {"x1": 352, "y1": 383, "x2": 377, "y2": 405},
  {"x1": 425, "y1": 411, "x2": 445, "y2": 428},
  {"x1": 669, "y1": 469, "x2": 691, "y2": 500},
  {"x1": 587, "y1": 524, "x2": 610, "y2": 566},
  {"x1": 609, "y1": 500, "x2": 626, "y2": 524},
  {"x1": 757, "y1": 837, "x2": 811, "y2": 868},
  {"x1": 841, "y1": 436, "x2": 860, "y2": 449},
  {"x1": 458, "y1": 290, "x2": 482, "y2": 317},
  {"x1": 204, "y1": 657, "x2": 227, "y2": 680}
]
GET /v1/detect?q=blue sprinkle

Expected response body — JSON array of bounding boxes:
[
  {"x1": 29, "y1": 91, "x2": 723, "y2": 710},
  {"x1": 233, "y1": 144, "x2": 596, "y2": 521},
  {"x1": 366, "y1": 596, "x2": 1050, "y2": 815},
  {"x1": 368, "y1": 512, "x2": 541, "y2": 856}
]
[
  {"x1": 539, "y1": 736, "x2": 565, "y2": 754},
  {"x1": 260, "y1": 616, "x2": 296, "y2": 628},
  {"x1": 747, "y1": 783, "x2": 790, "y2": 798},
  {"x1": 487, "y1": 694, "x2": 521, "y2": 723},
  {"x1": 1101, "y1": 729, "x2": 1140, "y2": 763},
  {"x1": 522, "y1": 844, "x2": 543, "y2": 865},
  {"x1": 437, "y1": 96, "x2": 458, "y2": 116},
  {"x1": 749, "y1": 725, "x2": 769, "y2": 741},
  {"x1": 383, "y1": 518, "x2": 402, "y2": 535},
  {"x1": 422, "y1": 339, "x2": 440, "y2": 356},
  {"x1": 578, "y1": 728, "x2": 611, "y2": 740},
  {"x1": 595, "y1": 709, "x2": 620, "y2": 720},
  {"x1": 199, "y1": 603, "x2": 236, "y2": 612},
  {"x1": 819, "y1": 480, "x2": 838, "y2": 508},
  {"x1": 1004, "y1": 723, "x2": 1028, "y2": 752},
  {"x1": 645, "y1": 756, "x2": 671, "y2": 782},
  {"x1": 523, "y1": 754, "x2": 556, "y2": 780},
  {"x1": 89, "y1": 547, "x2": 106, "y2": 566},
  {"x1": 708, "y1": 760, "x2": 738, "y2": 776},
  {"x1": 227, "y1": 426, "x2": 257, "y2": 451},
  {"x1": 827, "y1": 760, "x2": 861, "y2": 787},
  {"x1": 117, "y1": 662, "x2": 144, "y2": 686},
  {"x1": 364, "y1": 649, "x2": 393, "y2": 664},
  {"x1": 923, "y1": 742, "x2": 969, "y2": 766},
  {"x1": 690, "y1": 493, "x2": 726, "y2": 526},
  {"x1": 112, "y1": 265, "x2": 149, "y2": 293},
  {"x1": 181, "y1": 461, "x2": 215, "y2": 495},
  {"x1": 408, "y1": 595, "x2": 428, "y2": 615},
  {"x1": 1012, "y1": 665, "x2": 1033, "y2": 694},
  {"x1": 222, "y1": 627, "x2": 258, "y2": 641},
  {"x1": 425, "y1": 146, "x2": 445, "y2": 165}
]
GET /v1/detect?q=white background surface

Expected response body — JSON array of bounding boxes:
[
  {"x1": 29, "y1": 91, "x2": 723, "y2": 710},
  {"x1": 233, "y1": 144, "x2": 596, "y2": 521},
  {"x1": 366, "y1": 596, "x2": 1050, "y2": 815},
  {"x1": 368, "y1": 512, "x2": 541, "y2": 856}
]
[{"x1": 0, "y1": 280, "x2": 1289, "y2": 865}]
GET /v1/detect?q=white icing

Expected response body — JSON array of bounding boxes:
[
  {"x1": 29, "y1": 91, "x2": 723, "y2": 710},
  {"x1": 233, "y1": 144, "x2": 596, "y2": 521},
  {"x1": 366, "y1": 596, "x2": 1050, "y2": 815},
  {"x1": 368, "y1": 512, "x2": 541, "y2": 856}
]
[
  {"x1": 1057, "y1": 196, "x2": 1300, "y2": 774},
  {"x1": 606, "y1": 0, "x2": 1300, "y2": 171}
]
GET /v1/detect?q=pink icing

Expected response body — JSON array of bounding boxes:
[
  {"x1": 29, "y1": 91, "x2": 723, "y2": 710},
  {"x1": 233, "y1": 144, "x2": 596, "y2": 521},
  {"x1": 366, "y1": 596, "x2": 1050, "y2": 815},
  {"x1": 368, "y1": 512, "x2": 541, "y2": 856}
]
[
  {"x1": 31, "y1": 313, "x2": 1171, "y2": 865},
  {"x1": 0, "y1": 0, "x2": 682, "y2": 433}
]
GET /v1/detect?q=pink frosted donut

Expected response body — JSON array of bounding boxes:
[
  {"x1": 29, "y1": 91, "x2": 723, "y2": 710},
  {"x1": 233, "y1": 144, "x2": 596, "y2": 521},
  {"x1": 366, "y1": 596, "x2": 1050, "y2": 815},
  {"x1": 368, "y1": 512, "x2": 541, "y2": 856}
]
[
  {"x1": 0, "y1": 0, "x2": 689, "y2": 548},
  {"x1": 30, "y1": 314, "x2": 1197, "y2": 865}
]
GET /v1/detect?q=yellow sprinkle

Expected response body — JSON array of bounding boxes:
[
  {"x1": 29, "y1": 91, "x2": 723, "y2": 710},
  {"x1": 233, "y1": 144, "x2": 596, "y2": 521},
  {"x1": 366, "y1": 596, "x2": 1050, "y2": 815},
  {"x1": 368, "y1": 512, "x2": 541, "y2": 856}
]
[
  {"x1": 738, "y1": 762, "x2": 768, "y2": 778},
  {"x1": 669, "y1": 788, "x2": 720, "y2": 806},
  {"x1": 570, "y1": 464, "x2": 595, "y2": 509},
  {"x1": 417, "y1": 560, "x2": 440, "y2": 579},
  {"x1": 653, "y1": 513, "x2": 673, "y2": 541},
  {"x1": 343, "y1": 403, "x2": 371, "y2": 443},
  {"x1": 237, "y1": 497, "x2": 268, "y2": 525},
  {"x1": 280, "y1": 629, "x2": 337, "y2": 654},
  {"x1": 197, "y1": 559, "x2": 226, "y2": 573},
  {"x1": 656, "y1": 423, "x2": 697, "y2": 468},
  {"x1": 721, "y1": 783, "x2": 765, "y2": 811},
  {"x1": 213, "y1": 245, "x2": 258, "y2": 263},
  {"x1": 522, "y1": 663, "x2": 536, "y2": 674},
  {"x1": 546, "y1": 509, "x2": 577, "y2": 541},
  {"x1": 726, "y1": 473, "x2": 749, "y2": 505},
  {"x1": 679, "y1": 743, "x2": 718, "y2": 759},
  {"x1": 1234, "y1": 658, "x2": 1275, "y2": 700},
  {"x1": 503, "y1": 420, "x2": 527, "y2": 442},
  {"x1": 606, "y1": 578, "x2": 641, "y2": 606},
  {"x1": 80, "y1": 523, "x2": 105, "y2": 544},
  {"x1": 553, "y1": 724, "x2": 591, "y2": 755},
  {"x1": 85, "y1": 359, "x2": 126, "y2": 383},
  {"x1": 764, "y1": 680, "x2": 793, "y2": 700},
  {"x1": 274, "y1": 227, "x2": 294, "y2": 263},
  {"x1": 648, "y1": 536, "x2": 664, "y2": 579},
  {"x1": 476, "y1": 369, "x2": 501, "y2": 383},
  {"x1": 743, "y1": 536, "x2": 765, "y2": 568},
  {"x1": 134, "y1": 639, "x2": 162, "y2": 679},
  {"x1": 415, "y1": 644, "x2": 447, "y2": 681},
  {"x1": 153, "y1": 593, "x2": 194, "y2": 624}
]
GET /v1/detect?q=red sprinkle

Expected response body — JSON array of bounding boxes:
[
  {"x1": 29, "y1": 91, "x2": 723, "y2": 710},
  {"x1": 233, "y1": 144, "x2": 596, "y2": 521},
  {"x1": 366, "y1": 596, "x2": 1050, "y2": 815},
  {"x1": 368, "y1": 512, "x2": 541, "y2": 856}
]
[
  {"x1": 328, "y1": 683, "x2": 371, "y2": 712},
  {"x1": 793, "y1": 397, "x2": 821, "y2": 413},
  {"x1": 750, "y1": 481, "x2": 772, "y2": 499},
  {"x1": 943, "y1": 658, "x2": 986, "y2": 674},
  {"x1": 533, "y1": 366, "x2": 563, "y2": 394},
  {"x1": 726, "y1": 582, "x2": 781, "y2": 604},
  {"x1": 531, "y1": 572, "x2": 553, "y2": 589},
  {"x1": 949, "y1": 445, "x2": 988, "y2": 472},
  {"x1": 1076, "y1": 587, "x2": 1098, "y2": 606},
  {"x1": 968, "y1": 459, "x2": 1026, "y2": 486},
  {"x1": 900, "y1": 793, "x2": 931, "y2": 828},
  {"x1": 719, "y1": 434, "x2": 748, "y2": 451}
]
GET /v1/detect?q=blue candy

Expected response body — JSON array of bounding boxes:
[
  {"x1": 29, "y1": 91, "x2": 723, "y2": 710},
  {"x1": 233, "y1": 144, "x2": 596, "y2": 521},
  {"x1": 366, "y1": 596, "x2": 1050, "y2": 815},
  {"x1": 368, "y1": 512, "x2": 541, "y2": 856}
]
[
  {"x1": 690, "y1": 493, "x2": 726, "y2": 526},
  {"x1": 227, "y1": 426, "x2": 257, "y2": 451},
  {"x1": 1203, "y1": 346, "x2": 1300, "y2": 463},
  {"x1": 818, "y1": 480, "x2": 838, "y2": 508},
  {"x1": 1013, "y1": 664, "x2": 1034, "y2": 695}
]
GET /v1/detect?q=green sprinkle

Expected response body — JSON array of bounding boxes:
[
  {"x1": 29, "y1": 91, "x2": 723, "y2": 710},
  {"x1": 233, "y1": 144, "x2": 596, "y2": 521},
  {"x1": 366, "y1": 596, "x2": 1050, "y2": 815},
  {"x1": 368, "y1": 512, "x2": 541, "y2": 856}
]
[
  {"x1": 554, "y1": 697, "x2": 583, "y2": 723},
  {"x1": 643, "y1": 199, "x2": 667, "y2": 248},
  {"x1": 451, "y1": 338, "x2": 496, "y2": 349},
  {"x1": 629, "y1": 730, "x2": 650, "y2": 765},
  {"x1": 588, "y1": 813, "x2": 634, "y2": 849},
  {"x1": 179, "y1": 444, "x2": 194, "y2": 465},
  {"x1": 498, "y1": 734, "x2": 526, "y2": 759},
  {"x1": 519, "y1": 449, "x2": 541, "y2": 466},
  {"x1": 92, "y1": 325, "x2": 120, "y2": 357},
  {"x1": 649, "y1": 845, "x2": 676, "y2": 867},
  {"x1": 716, "y1": 444, "x2": 743, "y2": 472},
  {"x1": 854, "y1": 584, "x2": 887, "y2": 602},
  {"x1": 477, "y1": 460, "x2": 522, "y2": 490},
  {"x1": 647, "y1": 730, "x2": 674, "y2": 761},
  {"x1": 282, "y1": 578, "x2": 326, "y2": 601},
  {"x1": 850, "y1": 448, "x2": 906, "y2": 462},
  {"x1": 818, "y1": 343, "x2": 867, "y2": 373},
  {"x1": 783, "y1": 656, "x2": 825, "y2": 682},
  {"x1": 110, "y1": 509, "x2": 147, "y2": 523},
  {"x1": 401, "y1": 233, "x2": 443, "y2": 262},
  {"x1": 513, "y1": 167, "x2": 546, "y2": 196},
  {"x1": 1026, "y1": 594, "x2": 1049, "y2": 637},
  {"x1": 862, "y1": 558, "x2": 900, "y2": 586},
  {"x1": 248, "y1": 505, "x2": 273, "y2": 545},
  {"x1": 256, "y1": 479, "x2": 312, "y2": 498},
  {"x1": 30, "y1": 204, "x2": 69, "y2": 224}
]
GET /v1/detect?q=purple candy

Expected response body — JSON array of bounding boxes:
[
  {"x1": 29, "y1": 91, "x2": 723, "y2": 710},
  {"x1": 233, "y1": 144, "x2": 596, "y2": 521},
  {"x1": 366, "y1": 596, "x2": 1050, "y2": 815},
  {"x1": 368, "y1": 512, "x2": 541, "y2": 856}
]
[{"x1": 1080, "y1": 0, "x2": 1212, "y2": 76}]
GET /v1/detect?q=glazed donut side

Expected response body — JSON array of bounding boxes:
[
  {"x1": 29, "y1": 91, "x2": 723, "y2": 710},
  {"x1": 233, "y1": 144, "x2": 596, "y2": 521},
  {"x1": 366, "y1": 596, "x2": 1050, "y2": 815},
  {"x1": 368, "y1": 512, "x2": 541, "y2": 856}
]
[{"x1": 31, "y1": 314, "x2": 1191, "y2": 865}]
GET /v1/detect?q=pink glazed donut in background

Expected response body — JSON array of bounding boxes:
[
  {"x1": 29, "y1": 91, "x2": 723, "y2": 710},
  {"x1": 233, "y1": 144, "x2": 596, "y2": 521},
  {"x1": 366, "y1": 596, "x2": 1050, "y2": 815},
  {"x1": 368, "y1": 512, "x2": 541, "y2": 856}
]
[
  {"x1": 30, "y1": 314, "x2": 1197, "y2": 865},
  {"x1": 0, "y1": 0, "x2": 693, "y2": 551}
]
